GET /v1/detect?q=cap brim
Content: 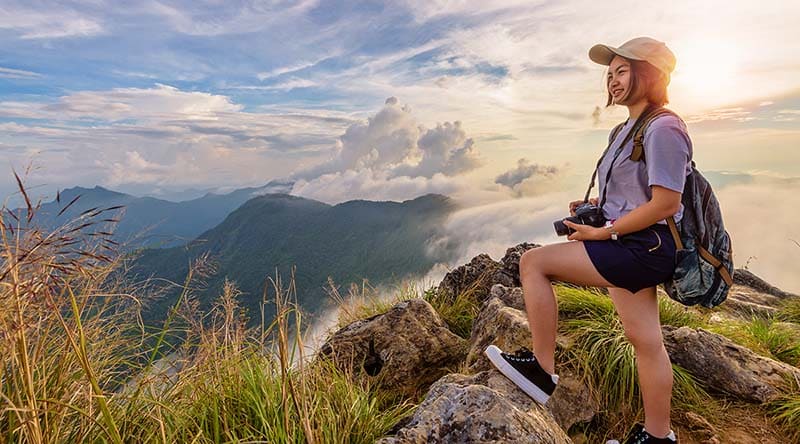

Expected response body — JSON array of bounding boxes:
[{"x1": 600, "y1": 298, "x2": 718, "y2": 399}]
[{"x1": 588, "y1": 44, "x2": 645, "y2": 66}]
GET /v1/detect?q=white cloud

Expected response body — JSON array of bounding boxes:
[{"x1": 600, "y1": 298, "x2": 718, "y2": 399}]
[
  {"x1": 0, "y1": 85, "x2": 359, "y2": 196},
  {"x1": 147, "y1": 0, "x2": 319, "y2": 36},
  {"x1": 494, "y1": 158, "x2": 567, "y2": 197},
  {"x1": 287, "y1": 97, "x2": 487, "y2": 204},
  {"x1": 0, "y1": 66, "x2": 42, "y2": 79},
  {"x1": 257, "y1": 55, "x2": 335, "y2": 81},
  {"x1": 0, "y1": 2, "x2": 104, "y2": 39}
]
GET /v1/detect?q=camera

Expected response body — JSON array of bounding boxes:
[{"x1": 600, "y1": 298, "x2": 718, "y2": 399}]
[{"x1": 554, "y1": 202, "x2": 606, "y2": 236}]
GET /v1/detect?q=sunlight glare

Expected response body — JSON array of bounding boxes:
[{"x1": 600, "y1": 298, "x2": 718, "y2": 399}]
[{"x1": 671, "y1": 39, "x2": 741, "y2": 105}]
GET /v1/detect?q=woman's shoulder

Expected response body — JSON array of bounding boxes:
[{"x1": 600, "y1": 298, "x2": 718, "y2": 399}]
[{"x1": 647, "y1": 108, "x2": 688, "y2": 134}]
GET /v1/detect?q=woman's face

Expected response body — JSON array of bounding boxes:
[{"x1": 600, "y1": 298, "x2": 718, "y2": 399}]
[{"x1": 607, "y1": 55, "x2": 632, "y2": 105}]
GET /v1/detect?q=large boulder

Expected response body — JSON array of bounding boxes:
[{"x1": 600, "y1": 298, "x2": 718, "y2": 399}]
[
  {"x1": 465, "y1": 285, "x2": 598, "y2": 431},
  {"x1": 375, "y1": 370, "x2": 572, "y2": 444},
  {"x1": 436, "y1": 243, "x2": 545, "y2": 305},
  {"x1": 436, "y1": 253, "x2": 506, "y2": 305},
  {"x1": 733, "y1": 268, "x2": 798, "y2": 299},
  {"x1": 317, "y1": 298, "x2": 468, "y2": 396},
  {"x1": 497, "y1": 242, "x2": 543, "y2": 288},
  {"x1": 662, "y1": 325, "x2": 800, "y2": 402},
  {"x1": 466, "y1": 294, "x2": 531, "y2": 373}
]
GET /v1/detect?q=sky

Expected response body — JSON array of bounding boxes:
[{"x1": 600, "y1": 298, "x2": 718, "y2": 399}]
[{"x1": 1, "y1": 0, "x2": 799, "y2": 293}]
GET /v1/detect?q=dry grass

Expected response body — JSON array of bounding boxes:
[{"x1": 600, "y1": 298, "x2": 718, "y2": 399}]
[{"x1": 0, "y1": 174, "x2": 415, "y2": 443}]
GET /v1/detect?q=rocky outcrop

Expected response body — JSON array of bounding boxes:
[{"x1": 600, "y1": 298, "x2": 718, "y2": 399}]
[
  {"x1": 375, "y1": 370, "x2": 572, "y2": 444},
  {"x1": 496, "y1": 242, "x2": 542, "y2": 288},
  {"x1": 733, "y1": 268, "x2": 798, "y2": 299},
  {"x1": 466, "y1": 295, "x2": 531, "y2": 373},
  {"x1": 436, "y1": 243, "x2": 547, "y2": 305},
  {"x1": 464, "y1": 285, "x2": 598, "y2": 431},
  {"x1": 317, "y1": 298, "x2": 467, "y2": 396},
  {"x1": 436, "y1": 253, "x2": 506, "y2": 305},
  {"x1": 662, "y1": 325, "x2": 800, "y2": 402},
  {"x1": 314, "y1": 247, "x2": 800, "y2": 443}
]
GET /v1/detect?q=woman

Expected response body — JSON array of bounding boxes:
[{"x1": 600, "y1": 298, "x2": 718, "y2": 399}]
[{"x1": 485, "y1": 37, "x2": 691, "y2": 444}]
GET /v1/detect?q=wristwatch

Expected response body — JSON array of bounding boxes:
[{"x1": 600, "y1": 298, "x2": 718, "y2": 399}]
[{"x1": 604, "y1": 225, "x2": 619, "y2": 241}]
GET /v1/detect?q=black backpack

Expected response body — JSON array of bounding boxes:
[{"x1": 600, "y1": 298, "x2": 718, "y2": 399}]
[{"x1": 606, "y1": 105, "x2": 735, "y2": 308}]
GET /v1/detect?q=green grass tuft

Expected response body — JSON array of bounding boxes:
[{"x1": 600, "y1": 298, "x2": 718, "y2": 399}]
[
  {"x1": 706, "y1": 316, "x2": 800, "y2": 367},
  {"x1": 766, "y1": 378, "x2": 800, "y2": 443},
  {"x1": 554, "y1": 284, "x2": 715, "y2": 438},
  {"x1": 775, "y1": 297, "x2": 800, "y2": 324},
  {"x1": 422, "y1": 284, "x2": 481, "y2": 339}
]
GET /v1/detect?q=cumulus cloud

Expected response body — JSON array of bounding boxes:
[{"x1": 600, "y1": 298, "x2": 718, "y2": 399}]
[
  {"x1": 287, "y1": 97, "x2": 486, "y2": 203},
  {"x1": 108, "y1": 151, "x2": 173, "y2": 186},
  {"x1": 494, "y1": 158, "x2": 564, "y2": 198},
  {"x1": 289, "y1": 169, "x2": 465, "y2": 205}
]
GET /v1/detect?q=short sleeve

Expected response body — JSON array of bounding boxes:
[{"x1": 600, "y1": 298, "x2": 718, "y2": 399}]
[{"x1": 643, "y1": 117, "x2": 692, "y2": 193}]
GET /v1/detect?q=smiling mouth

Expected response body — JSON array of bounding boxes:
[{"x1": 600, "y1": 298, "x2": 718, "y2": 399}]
[{"x1": 612, "y1": 89, "x2": 624, "y2": 96}]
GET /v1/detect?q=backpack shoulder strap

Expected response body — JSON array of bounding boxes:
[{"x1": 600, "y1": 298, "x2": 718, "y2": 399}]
[
  {"x1": 630, "y1": 107, "x2": 680, "y2": 162},
  {"x1": 583, "y1": 119, "x2": 629, "y2": 202},
  {"x1": 609, "y1": 120, "x2": 626, "y2": 144}
]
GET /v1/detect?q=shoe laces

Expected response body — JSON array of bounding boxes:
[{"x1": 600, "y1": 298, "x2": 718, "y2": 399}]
[
  {"x1": 606, "y1": 424, "x2": 650, "y2": 444},
  {"x1": 503, "y1": 346, "x2": 535, "y2": 362},
  {"x1": 628, "y1": 426, "x2": 650, "y2": 444}
]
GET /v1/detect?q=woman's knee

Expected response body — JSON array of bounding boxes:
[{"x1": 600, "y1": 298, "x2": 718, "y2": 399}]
[
  {"x1": 519, "y1": 247, "x2": 545, "y2": 276},
  {"x1": 623, "y1": 327, "x2": 664, "y2": 351}
]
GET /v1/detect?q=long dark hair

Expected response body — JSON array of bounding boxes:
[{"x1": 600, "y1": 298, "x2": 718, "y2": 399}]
[{"x1": 606, "y1": 58, "x2": 670, "y2": 108}]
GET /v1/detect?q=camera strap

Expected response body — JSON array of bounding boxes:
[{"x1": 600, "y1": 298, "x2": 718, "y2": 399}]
[{"x1": 584, "y1": 103, "x2": 661, "y2": 212}]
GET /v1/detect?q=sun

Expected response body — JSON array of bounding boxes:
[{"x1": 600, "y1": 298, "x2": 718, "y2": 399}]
[{"x1": 670, "y1": 39, "x2": 741, "y2": 106}]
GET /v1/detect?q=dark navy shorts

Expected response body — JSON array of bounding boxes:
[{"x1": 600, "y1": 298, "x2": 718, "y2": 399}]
[{"x1": 583, "y1": 222, "x2": 678, "y2": 293}]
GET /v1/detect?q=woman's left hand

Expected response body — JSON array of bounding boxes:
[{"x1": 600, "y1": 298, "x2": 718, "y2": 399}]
[{"x1": 562, "y1": 220, "x2": 608, "y2": 241}]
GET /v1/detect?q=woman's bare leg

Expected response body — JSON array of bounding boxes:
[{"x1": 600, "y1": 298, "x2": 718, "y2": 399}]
[
  {"x1": 518, "y1": 240, "x2": 615, "y2": 375},
  {"x1": 607, "y1": 286, "x2": 673, "y2": 438}
]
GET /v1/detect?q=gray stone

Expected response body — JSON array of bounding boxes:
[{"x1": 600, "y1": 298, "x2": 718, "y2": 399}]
[
  {"x1": 733, "y1": 268, "x2": 798, "y2": 299},
  {"x1": 375, "y1": 371, "x2": 572, "y2": 444},
  {"x1": 662, "y1": 325, "x2": 800, "y2": 402},
  {"x1": 317, "y1": 298, "x2": 468, "y2": 397},
  {"x1": 437, "y1": 253, "x2": 504, "y2": 305}
]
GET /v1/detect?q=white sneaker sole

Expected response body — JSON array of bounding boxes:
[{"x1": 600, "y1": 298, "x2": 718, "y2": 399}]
[{"x1": 484, "y1": 344, "x2": 553, "y2": 404}]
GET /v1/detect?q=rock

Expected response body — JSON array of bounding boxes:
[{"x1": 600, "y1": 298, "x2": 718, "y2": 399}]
[
  {"x1": 466, "y1": 295, "x2": 532, "y2": 373},
  {"x1": 733, "y1": 269, "x2": 798, "y2": 299},
  {"x1": 465, "y1": 285, "x2": 598, "y2": 431},
  {"x1": 679, "y1": 411, "x2": 720, "y2": 444},
  {"x1": 489, "y1": 283, "x2": 525, "y2": 311},
  {"x1": 317, "y1": 298, "x2": 468, "y2": 397},
  {"x1": 375, "y1": 370, "x2": 572, "y2": 444},
  {"x1": 496, "y1": 242, "x2": 543, "y2": 288},
  {"x1": 662, "y1": 325, "x2": 800, "y2": 402},
  {"x1": 546, "y1": 367, "x2": 598, "y2": 432},
  {"x1": 437, "y1": 253, "x2": 504, "y2": 305},
  {"x1": 727, "y1": 284, "x2": 787, "y2": 308},
  {"x1": 723, "y1": 288, "x2": 779, "y2": 318}
]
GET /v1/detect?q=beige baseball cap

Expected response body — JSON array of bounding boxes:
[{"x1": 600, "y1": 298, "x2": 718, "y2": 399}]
[{"x1": 589, "y1": 36, "x2": 676, "y2": 76}]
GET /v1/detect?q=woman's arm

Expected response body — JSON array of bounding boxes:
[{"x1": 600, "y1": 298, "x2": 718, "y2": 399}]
[
  {"x1": 563, "y1": 186, "x2": 680, "y2": 241},
  {"x1": 603, "y1": 185, "x2": 680, "y2": 237}
]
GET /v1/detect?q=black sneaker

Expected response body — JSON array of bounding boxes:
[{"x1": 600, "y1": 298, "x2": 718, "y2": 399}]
[
  {"x1": 483, "y1": 344, "x2": 559, "y2": 404},
  {"x1": 606, "y1": 422, "x2": 678, "y2": 444}
]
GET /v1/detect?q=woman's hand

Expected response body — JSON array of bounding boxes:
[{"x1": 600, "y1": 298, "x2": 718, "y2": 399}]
[
  {"x1": 562, "y1": 220, "x2": 609, "y2": 241},
  {"x1": 568, "y1": 197, "x2": 599, "y2": 216}
]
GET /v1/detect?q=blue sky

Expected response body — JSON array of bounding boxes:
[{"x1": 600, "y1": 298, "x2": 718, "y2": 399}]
[{"x1": 1, "y1": 0, "x2": 799, "y2": 291}]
